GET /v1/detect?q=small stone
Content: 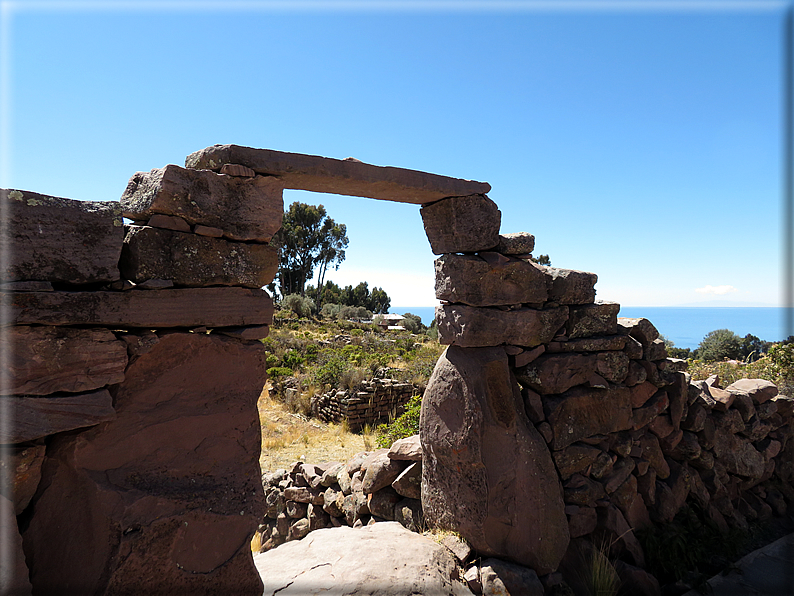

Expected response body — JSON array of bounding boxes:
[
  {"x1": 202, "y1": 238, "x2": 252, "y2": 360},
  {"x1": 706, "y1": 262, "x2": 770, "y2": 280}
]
[
  {"x1": 147, "y1": 213, "x2": 191, "y2": 232},
  {"x1": 497, "y1": 232, "x2": 535, "y2": 254},
  {"x1": 193, "y1": 224, "x2": 224, "y2": 238}
]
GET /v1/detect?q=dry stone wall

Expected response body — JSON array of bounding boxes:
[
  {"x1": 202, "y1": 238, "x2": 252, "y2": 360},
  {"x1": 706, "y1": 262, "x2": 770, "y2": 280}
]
[
  {"x1": 310, "y1": 378, "x2": 418, "y2": 431},
  {"x1": 3, "y1": 145, "x2": 793, "y2": 595}
]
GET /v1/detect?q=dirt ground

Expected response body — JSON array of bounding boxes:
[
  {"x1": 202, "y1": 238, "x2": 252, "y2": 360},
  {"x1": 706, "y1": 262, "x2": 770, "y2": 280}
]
[{"x1": 257, "y1": 385, "x2": 374, "y2": 473}]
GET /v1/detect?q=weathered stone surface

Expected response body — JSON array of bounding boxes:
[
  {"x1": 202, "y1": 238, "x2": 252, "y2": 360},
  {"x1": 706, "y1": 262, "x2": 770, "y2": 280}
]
[
  {"x1": 4, "y1": 326, "x2": 127, "y2": 395},
  {"x1": 1, "y1": 443, "x2": 45, "y2": 514},
  {"x1": 147, "y1": 213, "x2": 191, "y2": 232},
  {"x1": 253, "y1": 522, "x2": 473, "y2": 595},
  {"x1": 421, "y1": 346, "x2": 568, "y2": 574},
  {"x1": 516, "y1": 353, "x2": 596, "y2": 395},
  {"x1": 434, "y1": 253, "x2": 548, "y2": 306},
  {"x1": 603, "y1": 457, "x2": 636, "y2": 494},
  {"x1": 367, "y1": 486, "x2": 401, "y2": 520},
  {"x1": 725, "y1": 378, "x2": 778, "y2": 404},
  {"x1": 1, "y1": 495, "x2": 33, "y2": 596},
  {"x1": 514, "y1": 345, "x2": 545, "y2": 368},
  {"x1": 546, "y1": 335, "x2": 626, "y2": 353},
  {"x1": 644, "y1": 338, "x2": 668, "y2": 361},
  {"x1": 566, "y1": 505, "x2": 598, "y2": 538},
  {"x1": 2, "y1": 189, "x2": 122, "y2": 284},
  {"x1": 213, "y1": 325, "x2": 270, "y2": 340},
  {"x1": 545, "y1": 385, "x2": 633, "y2": 450},
  {"x1": 632, "y1": 391, "x2": 670, "y2": 430},
  {"x1": 630, "y1": 381, "x2": 658, "y2": 409},
  {"x1": 120, "y1": 225, "x2": 278, "y2": 288},
  {"x1": 220, "y1": 163, "x2": 256, "y2": 177},
  {"x1": 9, "y1": 287, "x2": 273, "y2": 328},
  {"x1": 497, "y1": 232, "x2": 535, "y2": 255},
  {"x1": 440, "y1": 534, "x2": 472, "y2": 564},
  {"x1": 388, "y1": 434, "x2": 422, "y2": 461},
  {"x1": 639, "y1": 434, "x2": 670, "y2": 479},
  {"x1": 3, "y1": 389, "x2": 116, "y2": 444},
  {"x1": 712, "y1": 429, "x2": 766, "y2": 478},
  {"x1": 617, "y1": 318, "x2": 659, "y2": 348},
  {"x1": 421, "y1": 194, "x2": 500, "y2": 254},
  {"x1": 121, "y1": 164, "x2": 284, "y2": 242},
  {"x1": 21, "y1": 333, "x2": 267, "y2": 595},
  {"x1": 596, "y1": 351, "x2": 630, "y2": 384},
  {"x1": 596, "y1": 505, "x2": 645, "y2": 567},
  {"x1": 563, "y1": 474, "x2": 607, "y2": 506},
  {"x1": 552, "y1": 443, "x2": 603, "y2": 479},
  {"x1": 522, "y1": 387, "x2": 545, "y2": 423},
  {"x1": 391, "y1": 461, "x2": 422, "y2": 499},
  {"x1": 394, "y1": 498, "x2": 424, "y2": 532},
  {"x1": 480, "y1": 558, "x2": 544, "y2": 596},
  {"x1": 543, "y1": 267, "x2": 598, "y2": 305},
  {"x1": 567, "y1": 302, "x2": 619, "y2": 339},
  {"x1": 187, "y1": 144, "x2": 490, "y2": 205},
  {"x1": 436, "y1": 304, "x2": 568, "y2": 348},
  {"x1": 362, "y1": 452, "x2": 407, "y2": 494}
]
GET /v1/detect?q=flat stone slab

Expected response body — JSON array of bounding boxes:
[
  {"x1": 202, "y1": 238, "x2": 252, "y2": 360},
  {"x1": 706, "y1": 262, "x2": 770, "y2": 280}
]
[
  {"x1": 9, "y1": 287, "x2": 273, "y2": 328},
  {"x1": 186, "y1": 144, "x2": 490, "y2": 205},
  {"x1": 434, "y1": 253, "x2": 549, "y2": 306},
  {"x1": 120, "y1": 225, "x2": 278, "y2": 288},
  {"x1": 2, "y1": 189, "x2": 123, "y2": 284},
  {"x1": 2, "y1": 389, "x2": 115, "y2": 443},
  {"x1": 253, "y1": 522, "x2": 473, "y2": 596},
  {"x1": 120, "y1": 164, "x2": 283, "y2": 242},
  {"x1": 436, "y1": 304, "x2": 568, "y2": 348},
  {"x1": 4, "y1": 326, "x2": 127, "y2": 395}
]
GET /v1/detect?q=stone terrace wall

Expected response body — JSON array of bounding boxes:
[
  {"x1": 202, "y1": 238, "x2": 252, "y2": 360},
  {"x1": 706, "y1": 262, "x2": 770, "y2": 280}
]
[{"x1": 310, "y1": 378, "x2": 418, "y2": 431}]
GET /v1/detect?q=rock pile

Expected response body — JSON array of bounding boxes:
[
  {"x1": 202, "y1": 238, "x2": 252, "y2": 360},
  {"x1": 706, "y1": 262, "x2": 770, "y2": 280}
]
[
  {"x1": 257, "y1": 435, "x2": 423, "y2": 550},
  {"x1": 310, "y1": 378, "x2": 418, "y2": 431}
]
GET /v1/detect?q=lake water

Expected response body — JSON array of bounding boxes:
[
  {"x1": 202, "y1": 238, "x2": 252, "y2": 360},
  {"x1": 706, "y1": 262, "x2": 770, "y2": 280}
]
[{"x1": 391, "y1": 305, "x2": 793, "y2": 350}]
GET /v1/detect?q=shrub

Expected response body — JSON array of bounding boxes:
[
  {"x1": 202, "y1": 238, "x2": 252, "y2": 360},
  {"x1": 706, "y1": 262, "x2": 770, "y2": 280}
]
[
  {"x1": 376, "y1": 394, "x2": 422, "y2": 448},
  {"x1": 266, "y1": 366, "x2": 293, "y2": 379},
  {"x1": 401, "y1": 313, "x2": 425, "y2": 334},
  {"x1": 697, "y1": 329, "x2": 742, "y2": 362},
  {"x1": 320, "y1": 302, "x2": 342, "y2": 320},
  {"x1": 282, "y1": 294, "x2": 316, "y2": 318}
]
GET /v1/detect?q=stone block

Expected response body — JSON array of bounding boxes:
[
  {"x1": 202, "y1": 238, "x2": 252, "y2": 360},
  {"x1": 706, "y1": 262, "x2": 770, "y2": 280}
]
[
  {"x1": 421, "y1": 194, "x2": 500, "y2": 254},
  {"x1": 2, "y1": 389, "x2": 115, "y2": 444},
  {"x1": 546, "y1": 335, "x2": 626, "y2": 353},
  {"x1": 3, "y1": 189, "x2": 122, "y2": 284},
  {"x1": 120, "y1": 225, "x2": 278, "y2": 288},
  {"x1": 186, "y1": 144, "x2": 491, "y2": 204},
  {"x1": 725, "y1": 378, "x2": 778, "y2": 404},
  {"x1": 516, "y1": 353, "x2": 596, "y2": 395},
  {"x1": 120, "y1": 164, "x2": 283, "y2": 242},
  {"x1": 0, "y1": 443, "x2": 46, "y2": 515},
  {"x1": 544, "y1": 385, "x2": 633, "y2": 450},
  {"x1": 436, "y1": 303, "x2": 568, "y2": 348},
  {"x1": 567, "y1": 301, "x2": 620, "y2": 339},
  {"x1": 4, "y1": 326, "x2": 127, "y2": 395},
  {"x1": 9, "y1": 287, "x2": 273, "y2": 328},
  {"x1": 552, "y1": 443, "x2": 603, "y2": 479},
  {"x1": 617, "y1": 318, "x2": 659, "y2": 348},
  {"x1": 420, "y1": 346, "x2": 568, "y2": 574},
  {"x1": 21, "y1": 332, "x2": 267, "y2": 594},
  {"x1": 497, "y1": 232, "x2": 535, "y2": 254},
  {"x1": 544, "y1": 267, "x2": 598, "y2": 305},
  {"x1": 434, "y1": 253, "x2": 548, "y2": 306}
]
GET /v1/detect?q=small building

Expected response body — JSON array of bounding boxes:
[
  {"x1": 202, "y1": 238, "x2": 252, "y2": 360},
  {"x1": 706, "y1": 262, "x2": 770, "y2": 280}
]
[{"x1": 377, "y1": 313, "x2": 406, "y2": 330}]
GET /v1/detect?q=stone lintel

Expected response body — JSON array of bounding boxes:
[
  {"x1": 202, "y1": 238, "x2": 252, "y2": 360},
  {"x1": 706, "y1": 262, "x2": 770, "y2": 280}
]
[{"x1": 185, "y1": 144, "x2": 490, "y2": 204}]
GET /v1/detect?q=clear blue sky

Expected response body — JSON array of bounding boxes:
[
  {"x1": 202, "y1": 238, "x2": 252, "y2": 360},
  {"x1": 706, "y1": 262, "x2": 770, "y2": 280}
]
[{"x1": 2, "y1": 1, "x2": 789, "y2": 308}]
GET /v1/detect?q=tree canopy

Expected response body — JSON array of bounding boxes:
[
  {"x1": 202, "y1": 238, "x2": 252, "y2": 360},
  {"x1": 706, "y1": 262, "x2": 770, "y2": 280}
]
[
  {"x1": 697, "y1": 329, "x2": 742, "y2": 362},
  {"x1": 273, "y1": 202, "x2": 349, "y2": 298},
  {"x1": 307, "y1": 280, "x2": 391, "y2": 314}
]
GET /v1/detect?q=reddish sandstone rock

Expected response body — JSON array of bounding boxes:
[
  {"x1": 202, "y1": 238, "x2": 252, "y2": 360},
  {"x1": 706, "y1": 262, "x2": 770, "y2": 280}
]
[
  {"x1": 497, "y1": 232, "x2": 535, "y2": 255},
  {"x1": 121, "y1": 164, "x2": 284, "y2": 242},
  {"x1": 3, "y1": 189, "x2": 122, "y2": 284},
  {"x1": 617, "y1": 318, "x2": 660, "y2": 349},
  {"x1": 1, "y1": 495, "x2": 32, "y2": 596},
  {"x1": 4, "y1": 326, "x2": 127, "y2": 395},
  {"x1": 543, "y1": 267, "x2": 598, "y2": 305},
  {"x1": 725, "y1": 379, "x2": 778, "y2": 404},
  {"x1": 186, "y1": 144, "x2": 490, "y2": 204},
  {"x1": 436, "y1": 304, "x2": 568, "y2": 348},
  {"x1": 22, "y1": 332, "x2": 268, "y2": 595},
  {"x1": 121, "y1": 225, "x2": 278, "y2": 288},
  {"x1": 4, "y1": 389, "x2": 116, "y2": 443},
  {"x1": 9, "y1": 287, "x2": 273, "y2": 328},
  {"x1": 434, "y1": 253, "x2": 548, "y2": 306},
  {"x1": 420, "y1": 346, "x2": 568, "y2": 574},
  {"x1": 1, "y1": 443, "x2": 45, "y2": 514},
  {"x1": 421, "y1": 194, "x2": 500, "y2": 254},
  {"x1": 516, "y1": 353, "x2": 596, "y2": 395},
  {"x1": 544, "y1": 385, "x2": 633, "y2": 451},
  {"x1": 567, "y1": 302, "x2": 620, "y2": 339}
]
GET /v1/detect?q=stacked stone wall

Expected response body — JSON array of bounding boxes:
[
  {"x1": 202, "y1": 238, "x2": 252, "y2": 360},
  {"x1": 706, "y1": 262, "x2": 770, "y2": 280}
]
[
  {"x1": 1, "y1": 159, "x2": 281, "y2": 595},
  {"x1": 310, "y1": 378, "x2": 417, "y2": 431}
]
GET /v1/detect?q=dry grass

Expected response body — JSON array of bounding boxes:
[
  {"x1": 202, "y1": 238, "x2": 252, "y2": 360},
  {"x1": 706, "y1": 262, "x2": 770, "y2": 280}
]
[{"x1": 257, "y1": 383, "x2": 370, "y2": 473}]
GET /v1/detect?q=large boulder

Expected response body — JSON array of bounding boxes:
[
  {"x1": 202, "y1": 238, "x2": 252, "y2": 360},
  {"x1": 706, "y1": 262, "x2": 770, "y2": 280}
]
[
  {"x1": 253, "y1": 522, "x2": 474, "y2": 595},
  {"x1": 22, "y1": 332, "x2": 268, "y2": 595},
  {"x1": 420, "y1": 346, "x2": 569, "y2": 574}
]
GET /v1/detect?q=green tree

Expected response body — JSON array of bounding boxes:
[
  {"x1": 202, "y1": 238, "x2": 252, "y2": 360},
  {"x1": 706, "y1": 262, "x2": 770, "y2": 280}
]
[
  {"x1": 738, "y1": 334, "x2": 771, "y2": 363},
  {"x1": 697, "y1": 329, "x2": 742, "y2": 362},
  {"x1": 531, "y1": 254, "x2": 551, "y2": 266},
  {"x1": 274, "y1": 202, "x2": 349, "y2": 298},
  {"x1": 401, "y1": 313, "x2": 425, "y2": 334}
]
